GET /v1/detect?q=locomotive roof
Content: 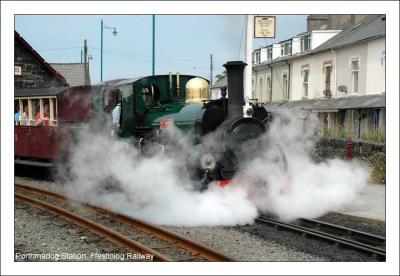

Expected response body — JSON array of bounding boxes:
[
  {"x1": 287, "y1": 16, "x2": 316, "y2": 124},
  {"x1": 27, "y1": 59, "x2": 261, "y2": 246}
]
[
  {"x1": 15, "y1": 85, "x2": 90, "y2": 97},
  {"x1": 93, "y1": 75, "x2": 208, "y2": 87}
]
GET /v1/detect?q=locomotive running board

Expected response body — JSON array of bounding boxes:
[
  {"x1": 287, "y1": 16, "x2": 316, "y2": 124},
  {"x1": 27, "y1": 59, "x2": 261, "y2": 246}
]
[{"x1": 14, "y1": 159, "x2": 54, "y2": 167}]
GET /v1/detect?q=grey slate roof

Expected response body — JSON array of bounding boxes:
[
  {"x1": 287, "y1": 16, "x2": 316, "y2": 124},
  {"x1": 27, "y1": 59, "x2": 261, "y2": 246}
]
[
  {"x1": 50, "y1": 63, "x2": 90, "y2": 86},
  {"x1": 313, "y1": 15, "x2": 385, "y2": 52},
  {"x1": 264, "y1": 94, "x2": 385, "y2": 112},
  {"x1": 15, "y1": 87, "x2": 68, "y2": 97}
]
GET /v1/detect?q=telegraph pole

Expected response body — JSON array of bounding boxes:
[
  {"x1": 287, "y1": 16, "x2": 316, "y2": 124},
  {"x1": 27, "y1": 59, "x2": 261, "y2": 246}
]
[
  {"x1": 100, "y1": 19, "x2": 103, "y2": 81},
  {"x1": 84, "y1": 39, "x2": 88, "y2": 85},
  {"x1": 244, "y1": 15, "x2": 254, "y2": 99},
  {"x1": 210, "y1": 54, "x2": 213, "y2": 85},
  {"x1": 152, "y1": 15, "x2": 155, "y2": 76}
]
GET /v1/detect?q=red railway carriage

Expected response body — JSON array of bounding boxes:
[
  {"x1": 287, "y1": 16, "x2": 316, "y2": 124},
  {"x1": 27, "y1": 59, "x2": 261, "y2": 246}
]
[{"x1": 14, "y1": 86, "x2": 94, "y2": 167}]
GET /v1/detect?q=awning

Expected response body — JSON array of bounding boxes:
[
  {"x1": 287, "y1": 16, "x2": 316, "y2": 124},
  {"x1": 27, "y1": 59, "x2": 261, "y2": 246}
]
[{"x1": 263, "y1": 94, "x2": 385, "y2": 112}]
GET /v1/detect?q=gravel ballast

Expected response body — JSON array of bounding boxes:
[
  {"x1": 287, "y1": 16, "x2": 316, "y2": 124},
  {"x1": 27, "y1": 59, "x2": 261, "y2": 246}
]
[
  {"x1": 14, "y1": 201, "x2": 137, "y2": 262},
  {"x1": 14, "y1": 176, "x2": 385, "y2": 262}
]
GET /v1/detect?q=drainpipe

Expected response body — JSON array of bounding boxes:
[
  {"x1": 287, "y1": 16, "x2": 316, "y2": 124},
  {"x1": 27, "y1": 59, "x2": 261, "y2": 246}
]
[
  {"x1": 332, "y1": 49, "x2": 337, "y2": 97},
  {"x1": 267, "y1": 63, "x2": 273, "y2": 102},
  {"x1": 285, "y1": 60, "x2": 291, "y2": 100},
  {"x1": 357, "y1": 109, "x2": 362, "y2": 139}
]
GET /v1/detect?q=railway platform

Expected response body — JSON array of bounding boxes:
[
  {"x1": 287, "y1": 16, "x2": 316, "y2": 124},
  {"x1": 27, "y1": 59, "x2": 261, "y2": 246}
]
[{"x1": 336, "y1": 182, "x2": 385, "y2": 222}]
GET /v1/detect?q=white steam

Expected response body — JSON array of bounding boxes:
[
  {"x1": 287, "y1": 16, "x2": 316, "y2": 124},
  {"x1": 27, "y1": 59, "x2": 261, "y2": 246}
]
[
  {"x1": 62, "y1": 110, "x2": 370, "y2": 225},
  {"x1": 234, "y1": 110, "x2": 369, "y2": 221},
  {"x1": 63, "y1": 130, "x2": 257, "y2": 226}
]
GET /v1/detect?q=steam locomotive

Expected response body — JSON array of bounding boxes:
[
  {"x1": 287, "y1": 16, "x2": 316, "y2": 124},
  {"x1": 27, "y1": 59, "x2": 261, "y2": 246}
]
[{"x1": 14, "y1": 61, "x2": 270, "y2": 187}]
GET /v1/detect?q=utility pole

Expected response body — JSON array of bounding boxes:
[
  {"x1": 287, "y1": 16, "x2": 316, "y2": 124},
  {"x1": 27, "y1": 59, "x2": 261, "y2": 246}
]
[
  {"x1": 244, "y1": 15, "x2": 254, "y2": 99},
  {"x1": 210, "y1": 54, "x2": 213, "y2": 85},
  {"x1": 84, "y1": 39, "x2": 89, "y2": 85},
  {"x1": 152, "y1": 15, "x2": 155, "y2": 76},
  {"x1": 100, "y1": 19, "x2": 103, "y2": 81},
  {"x1": 81, "y1": 48, "x2": 83, "y2": 63}
]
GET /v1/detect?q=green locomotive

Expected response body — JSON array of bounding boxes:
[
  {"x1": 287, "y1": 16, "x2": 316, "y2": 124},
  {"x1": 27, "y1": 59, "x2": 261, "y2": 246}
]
[{"x1": 95, "y1": 61, "x2": 270, "y2": 186}]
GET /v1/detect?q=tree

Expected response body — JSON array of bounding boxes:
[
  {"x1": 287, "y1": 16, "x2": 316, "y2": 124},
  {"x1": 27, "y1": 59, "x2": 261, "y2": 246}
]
[{"x1": 215, "y1": 70, "x2": 227, "y2": 82}]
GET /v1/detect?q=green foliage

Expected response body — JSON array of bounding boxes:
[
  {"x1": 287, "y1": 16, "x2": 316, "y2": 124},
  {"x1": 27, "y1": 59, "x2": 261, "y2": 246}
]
[
  {"x1": 321, "y1": 125, "x2": 354, "y2": 139},
  {"x1": 360, "y1": 129, "x2": 386, "y2": 143},
  {"x1": 361, "y1": 151, "x2": 386, "y2": 183},
  {"x1": 214, "y1": 70, "x2": 227, "y2": 83},
  {"x1": 322, "y1": 125, "x2": 385, "y2": 143}
]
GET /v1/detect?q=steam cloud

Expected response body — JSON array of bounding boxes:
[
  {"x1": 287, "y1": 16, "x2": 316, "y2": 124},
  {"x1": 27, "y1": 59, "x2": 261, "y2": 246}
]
[{"x1": 62, "y1": 110, "x2": 369, "y2": 225}]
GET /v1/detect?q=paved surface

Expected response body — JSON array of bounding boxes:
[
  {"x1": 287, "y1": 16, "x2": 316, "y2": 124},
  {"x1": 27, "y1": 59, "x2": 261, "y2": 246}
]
[{"x1": 337, "y1": 182, "x2": 385, "y2": 221}]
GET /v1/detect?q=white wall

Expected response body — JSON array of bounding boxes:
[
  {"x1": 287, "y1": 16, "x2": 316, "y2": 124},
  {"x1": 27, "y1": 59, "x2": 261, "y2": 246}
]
[
  {"x1": 335, "y1": 43, "x2": 368, "y2": 96},
  {"x1": 292, "y1": 37, "x2": 301, "y2": 55},
  {"x1": 291, "y1": 51, "x2": 334, "y2": 100},
  {"x1": 366, "y1": 38, "x2": 385, "y2": 94},
  {"x1": 311, "y1": 30, "x2": 341, "y2": 49},
  {"x1": 272, "y1": 44, "x2": 281, "y2": 59},
  {"x1": 210, "y1": 87, "x2": 227, "y2": 100},
  {"x1": 260, "y1": 48, "x2": 268, "y2": 63}
]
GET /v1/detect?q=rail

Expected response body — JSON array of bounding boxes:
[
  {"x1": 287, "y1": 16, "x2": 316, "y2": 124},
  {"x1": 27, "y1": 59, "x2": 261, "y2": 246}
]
[
  {"x1": 15, "y1": 183, "x2": 235, "y2": 261},
  {"x1": 256, "y1": 216, "x2": 385, "y2": 261}
]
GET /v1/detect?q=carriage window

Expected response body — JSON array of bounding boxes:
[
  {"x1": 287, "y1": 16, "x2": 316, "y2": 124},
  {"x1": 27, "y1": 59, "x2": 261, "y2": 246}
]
[
  {"x1": 49, "y1": 98, "x2": 57, "y2": 126},
  {"x1": 32, "y1": 99, "x2": 41, "y2": 125},
  {"x1": 42, "y1": 98, "x2": 50, "y2": 126},
  {"x1": 20, "y1": 99, "x2": 30, "y2": 125},
  {"x1": 15, "y1": 100, "x2": 20, "y2": 125}
]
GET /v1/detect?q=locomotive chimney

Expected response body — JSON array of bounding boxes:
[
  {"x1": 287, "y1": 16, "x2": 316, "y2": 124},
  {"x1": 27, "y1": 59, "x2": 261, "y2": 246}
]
[{"x1": 223, "y1": 61, "x2": 247, "y2": 119}]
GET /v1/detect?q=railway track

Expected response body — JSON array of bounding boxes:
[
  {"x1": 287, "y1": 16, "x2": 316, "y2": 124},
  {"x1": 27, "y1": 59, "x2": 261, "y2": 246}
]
[
  {"x1": 256, "y1": 215, "x2": 385, "y2": 261},
  {"x1": 15, "y1": 183, "x2": 235, "y2": 262}
]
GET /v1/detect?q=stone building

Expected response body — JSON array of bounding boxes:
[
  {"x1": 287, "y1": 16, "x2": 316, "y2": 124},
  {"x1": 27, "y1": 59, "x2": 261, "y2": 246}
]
[
  {"x1": 14, "y1": 31, "x2": 68, "y2": 89},
  {"x1": 50, "y1": 63, "x2": 91, "y2": 86}
]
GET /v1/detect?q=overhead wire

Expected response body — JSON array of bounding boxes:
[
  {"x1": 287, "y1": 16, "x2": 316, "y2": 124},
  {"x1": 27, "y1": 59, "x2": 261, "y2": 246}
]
[{"x1": 237, "y1": 16, "x2": 246, "y2": 60}]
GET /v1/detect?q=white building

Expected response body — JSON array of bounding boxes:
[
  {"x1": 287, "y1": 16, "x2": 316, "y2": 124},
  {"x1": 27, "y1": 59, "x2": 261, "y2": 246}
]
[{"x1": 253, "y1": 15, "x2": 386, "y2": 142}]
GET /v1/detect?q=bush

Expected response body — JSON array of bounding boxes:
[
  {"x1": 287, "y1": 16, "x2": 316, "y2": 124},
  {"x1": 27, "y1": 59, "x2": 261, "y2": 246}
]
[
  {"x1": 360, "y1": 129, "x2": 385, "y2": 143},
  {"x1": 361, "y1": 151, "x2": 385, "y2": 183}
]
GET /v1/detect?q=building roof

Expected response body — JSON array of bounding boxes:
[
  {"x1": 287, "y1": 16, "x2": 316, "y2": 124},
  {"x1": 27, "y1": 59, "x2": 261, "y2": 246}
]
[
  {"x1": 14, "y1": 31, "x2": 68, "y2": 86},
  {"x1": 50, "y1": 63, "x2": 90, "y2": 86},
  {"x1": 15, "y1": 87, "x2": 69, "y2": 97},
  {"x1": 15, "y1": 85, "x2": 91, "y2": 97},
  {"x1": 264, "y1": 94, "x2": 385, "y2": 112},
  {"x1": 253, "y1": 14, "x2": 385, "y2": 70},
  {"x1": 313, "y1": 14, "x2": 385, "y2": 52}
]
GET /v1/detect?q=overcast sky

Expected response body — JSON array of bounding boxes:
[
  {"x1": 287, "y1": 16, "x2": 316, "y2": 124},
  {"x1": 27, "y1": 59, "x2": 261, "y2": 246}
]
[{"x1": 15, "y1": 15, "x2": 307, "y2": 84}]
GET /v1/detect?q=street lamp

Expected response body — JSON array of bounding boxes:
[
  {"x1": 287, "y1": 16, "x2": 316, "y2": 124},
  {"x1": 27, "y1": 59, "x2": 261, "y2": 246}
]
[{"x1": 101, "y1": 19, "x2": 117, "y2": 82}]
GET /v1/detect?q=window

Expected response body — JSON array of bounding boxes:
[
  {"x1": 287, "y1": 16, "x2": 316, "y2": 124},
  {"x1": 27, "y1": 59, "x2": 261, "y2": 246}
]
[
  {"x1": 252, "y1": 77, "x2": 255, "y2": 96},
  {"x1": 282, "y1": 72, "x2": 289, "y2": 99},
  {"x1": 32, "y1": 99, "x2": 40, "y2": 125},
  {"x1": 267, "y1": 47, "x2": 272, "y2": 61},
  {"x1": 281, "y1": 41, "x2": 292, "y2": 56},
  {"x1": 302, "y1": 69, "x2": 309, "y2": 98},
  {"x1": 259, "y1": 78, "x2": 263, "y2": 99},
  {"x1": 254, "y1": 51, "x2": 261, "y2": 64},
  {"x1": 266, "y1": 74, "x2": 272, "y2": 100},
  {"x1": 325, "y1": 66, "x2": 332, "y2": 91},
  {"x1": 50, "y1": 98, "x2": 58, "y2": 125},
  {"x1": 19, "y1": 99, "x2": 30, "y2": 125},
  {"x1": 381, "y1": 50, "x2": 385, "y2": 66},
  {"x1": 351, "y1": 59, "x2": 359, "y2": 93},
  {"x1": 301, "y1": 34, "x2": 311, "y2": 52}
]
